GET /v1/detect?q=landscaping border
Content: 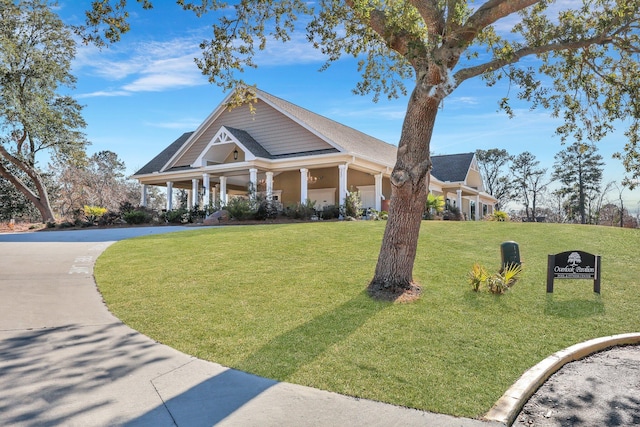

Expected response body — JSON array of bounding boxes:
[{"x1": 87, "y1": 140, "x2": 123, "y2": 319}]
[{"x1": 483, "y1": 332, "x2": 640, "y2": 425}]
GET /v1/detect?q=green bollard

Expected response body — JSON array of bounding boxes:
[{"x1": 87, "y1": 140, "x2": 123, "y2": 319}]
[{"x1": 500, "y1": 241, "x2": 521, "y2": 270}]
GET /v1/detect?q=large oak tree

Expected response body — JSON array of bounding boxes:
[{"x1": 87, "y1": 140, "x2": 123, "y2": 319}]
[
  {"x1": 0, "y1": 0, "x2": 87, "y2": 223},
  {"x1": 80, "y1": 1, "x2": 640, "y2": 300}
]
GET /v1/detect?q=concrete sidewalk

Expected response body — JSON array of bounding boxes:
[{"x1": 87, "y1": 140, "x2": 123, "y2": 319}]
[{"x1": 0, "y1": 227, "x2": 502, "y2": 426}]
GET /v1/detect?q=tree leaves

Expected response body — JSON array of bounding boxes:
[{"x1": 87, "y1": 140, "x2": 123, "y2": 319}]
[{"x1": 0, "y1": 0, "x2": 88, "y2": 221}]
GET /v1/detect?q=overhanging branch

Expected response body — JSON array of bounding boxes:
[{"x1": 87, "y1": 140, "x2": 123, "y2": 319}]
[
  {"x1": 450, "y1": 0, "x2": 539, "y2": 49},
  {"x1": 453, "y1": 34, "x2": 617, "y2": 84}
]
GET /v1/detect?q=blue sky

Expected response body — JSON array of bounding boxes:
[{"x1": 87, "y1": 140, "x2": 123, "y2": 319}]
[{"x1": 56, "y1": 2, "x2": 639, "y2": 210}]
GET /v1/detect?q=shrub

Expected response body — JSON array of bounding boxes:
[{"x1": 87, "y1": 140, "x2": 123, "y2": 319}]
[
  {"x1": 226, "y1": 197, "x2": 255, "y2": 220},
  {"x1": 163, "y1": 208, "x2": 189, "y2": 224},
  {"x1": 84, "y1": 205, "x2": 107, "y2": 223},
  {"x1": 342, "y1": 190, "x2": 362, "y2": 219},
  {"x1": 468, "y1": 263, "x2": 490, "y2": 292},
  {"x1": 119, "y1": 201, "x2": 136, "y2": 215},
  {"x1": 255, "y1": 198, "x2": 279, "y2": 220},
  {"x1": 468, "y1": 262, "x2": 522, "y2": 294},
  {"x1": 366, "y1": 209, "x2": 388, "y2": 221},
  {"x1": 98, "y1": 210, "x2": 122, "y2": 226},
  {"x1": 189, "y1": 204, "x2": 207, "y2": 222},
  {"x1": 443, "y1": 206, "x2": 462, "y2": 221},
  {"x1": 486, "y1": 210, "x2": 509, "y2": 222},
  {"x1": 424, "y1": 194, "x2": 445, "y2": 219},
  {"x1": 284, "y1": 199, "x2": 316, "y2": 220},
  {"x1": 123, "y1": 210, "x2": 152, "y2": 224},
  {"x1": 321, "y1": 204, "x2": 340, "y2": 220}
]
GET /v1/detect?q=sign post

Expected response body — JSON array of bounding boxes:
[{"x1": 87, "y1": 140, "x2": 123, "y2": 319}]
[{"x1": 547, "y1": 250, "x2": 601, "y2": 294}]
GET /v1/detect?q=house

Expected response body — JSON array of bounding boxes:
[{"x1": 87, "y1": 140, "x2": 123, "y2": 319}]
[{"x1": 132, "y1": 88, "x2": 496, "y2": 219}]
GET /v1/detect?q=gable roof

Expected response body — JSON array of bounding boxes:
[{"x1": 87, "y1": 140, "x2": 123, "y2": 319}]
[
  {"x1": 431, "y1": 153, "x2": 475, "y2": 183},
  {"x1": 225, "y1": 126, "x2": 273, "y2": 159},
  {"x1": 134, "y1": 131, "x2": 194, "y2": 176},
  {"x1": 255, "y1": 89, "x2": 398, "y2": 165}
]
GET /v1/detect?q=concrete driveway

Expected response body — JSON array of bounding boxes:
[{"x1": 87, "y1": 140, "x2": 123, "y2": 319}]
[{"x1": 0, "y1": 226, "x2": 499, "y2": 427}]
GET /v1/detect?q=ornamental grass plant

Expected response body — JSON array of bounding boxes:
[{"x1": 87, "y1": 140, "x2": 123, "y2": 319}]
[{"x1": 95, "y1": 221, "x2": 640, "y2": 418}]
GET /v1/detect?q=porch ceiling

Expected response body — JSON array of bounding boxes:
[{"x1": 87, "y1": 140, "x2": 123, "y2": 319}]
[{"x1": 440, "y1": 183, "x2": 482, "y2": 197}]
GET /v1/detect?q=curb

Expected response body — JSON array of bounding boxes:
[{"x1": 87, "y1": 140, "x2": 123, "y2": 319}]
[{"x1": 483, "y1": 332, "x2": 640, "y2": 426}]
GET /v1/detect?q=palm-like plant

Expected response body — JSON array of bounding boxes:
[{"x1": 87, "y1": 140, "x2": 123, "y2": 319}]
[{"x1": 425, "y1": 193, "x2": 445, "y2": 219}]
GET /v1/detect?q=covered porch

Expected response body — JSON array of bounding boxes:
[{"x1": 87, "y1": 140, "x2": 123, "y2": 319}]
[
  {"x1": 138, "y1": 161, "x2": 392, "y2": 213},
  {"x1": 431, "y1": 183, "x2": 496, "y2": 221}
]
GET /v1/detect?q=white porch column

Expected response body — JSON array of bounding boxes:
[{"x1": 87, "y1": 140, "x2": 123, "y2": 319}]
[
  {"x1": 166, "y1": 181, "x2": 174, "y2": 211},
  {"x1": 140, "y1": 184, "x2": 148, "y2": 207},
  {"x1": 219, "y1": 176, "x2": 228, "y2": 205},
  {"x1": 192, "y1": 179, "x2": 199, "y2": 207},
  {"x1": 266, "y1": 171, "x2": 274, "y2": 201},
  {"x1": 456, "y1": 189, "x2": 462, "y2": 211},
  {"x1": 338, "y1": 164, "x2": 348, "y2": 206},
  {"x1": 300, "y1": 168, "x2": 308, "y2": 203},
  {"x1": 249, "y1": 168, "x2": 258, "y2": 198},
  {"x1": 374, "y1": 173, "x2": 383, "y2": 211},
  {"x1": 203, "y1": 173, "x2": 211, "y2": 207},
  {"x1": 475, "y1": 195, "x2": 481, "y2": 221}
]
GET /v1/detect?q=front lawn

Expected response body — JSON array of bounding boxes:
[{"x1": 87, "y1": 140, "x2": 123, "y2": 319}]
[{"x1": 94, "y1": 221, "x2": 640, "y2": 418}]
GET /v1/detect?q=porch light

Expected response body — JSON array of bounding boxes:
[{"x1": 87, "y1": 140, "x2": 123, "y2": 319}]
[
  {"x1": 307, "y1": 171, "x2": 318, "y2": 184},
  {"x1": 233, "y1": 149, "x2": 238, "y2": 160}
]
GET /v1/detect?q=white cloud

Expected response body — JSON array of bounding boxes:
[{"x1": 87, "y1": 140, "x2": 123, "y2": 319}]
[
  {"x1": 449, "y1": 96, "x2": 479, "y2": 106},
  {"x1": 74, "y1": 38, "x2": 207, "y2": 97},
  {"x1": 76, "y1": 90, "x2": 131, "y2": 98},
  {"x1": 144, "y1": 119, "x2": 203, "y2": 130}
]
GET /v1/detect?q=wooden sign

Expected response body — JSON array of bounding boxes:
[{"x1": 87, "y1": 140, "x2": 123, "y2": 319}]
[{"x1": 546, "y1": 250, "x2": 601, "y2": 294}]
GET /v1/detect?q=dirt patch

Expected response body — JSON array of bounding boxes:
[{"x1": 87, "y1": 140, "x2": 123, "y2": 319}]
[
  {"x1": 514, "y1": 345, "x2": 640, "y2": 426},
  {"x1": 367, "y1": 282, "x2": 423, "y2": 303},
  {"x1": 0, "y1": 222, "x2": 44, "y2": 233}
]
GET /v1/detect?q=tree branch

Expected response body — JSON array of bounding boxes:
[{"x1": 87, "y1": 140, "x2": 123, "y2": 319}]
[
  {"x1": 0, "y1": 160, "x2": 38, "y2": 201},
  {"x1": 344, "y1": 0, "x2": 425, "y2": 62},
  {"x1": 453, "y1": 34, "x2": 617, "y2": 84},
  {"x1": 450, "y1": 0, "x2": 539, "y2": 49},
  {"x1": 409, "y1": 0, "x2": 445, "y2": 37},
  {"x1": 0, "y1": 142, "x2": 40, "y2": 186}
]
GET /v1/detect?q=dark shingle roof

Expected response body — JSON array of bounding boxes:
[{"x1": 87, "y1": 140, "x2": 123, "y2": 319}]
[
  {"x1": 273, "y1": 148, "x2": 340, "y2": 159},
  {"x1": 431, "y1": 153, "x2": 474, "y2": 182},
  {"x1": 224, "y1": 127, "x2": 274, "y2": 159},
  {"x1": 133, "y1": 132, "x2": 194, "y2": 176}
]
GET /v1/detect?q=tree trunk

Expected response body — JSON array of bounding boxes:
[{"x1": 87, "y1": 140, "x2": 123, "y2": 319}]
[
  {"x1": 0, "y1": 161, "x2": 55, "y2": 223},
  {"x1": 367, "y1": 89, "x2": 439, "y2": 301}
]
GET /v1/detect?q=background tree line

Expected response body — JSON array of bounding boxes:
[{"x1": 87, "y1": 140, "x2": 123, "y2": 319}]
[
  {"x1": 476, "y1": 145, "x2": 637, "y2": 228},
  {"x1": 0, "y1": 150, "x2": 153, "y2": 223}
]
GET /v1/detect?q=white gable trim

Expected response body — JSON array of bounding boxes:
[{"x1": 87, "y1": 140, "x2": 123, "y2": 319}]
[
  {"x1": 455, "y1": 154, "x2": 473, "y2": 188},
  {"x1": 191, "y1": 126, "x2": 257, "y2": 167}
]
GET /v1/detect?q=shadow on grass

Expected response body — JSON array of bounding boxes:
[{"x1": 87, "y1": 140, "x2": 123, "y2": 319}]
[
  {"x1": 544, "y1": 294, "x2": 605, "y2": 318},
  {"x1": 235, "y1": 291, "x2": 389, "y2": 380}
]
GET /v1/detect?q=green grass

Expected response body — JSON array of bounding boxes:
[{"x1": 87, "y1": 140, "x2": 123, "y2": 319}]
[{"x1": 95, "y1": 221, "x2": 640, "y2": 418}]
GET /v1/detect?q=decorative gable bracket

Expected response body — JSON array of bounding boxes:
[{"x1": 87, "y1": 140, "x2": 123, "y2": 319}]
[{"x1": 192, "y1": 126, "x2": 256, "y2": 167}]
